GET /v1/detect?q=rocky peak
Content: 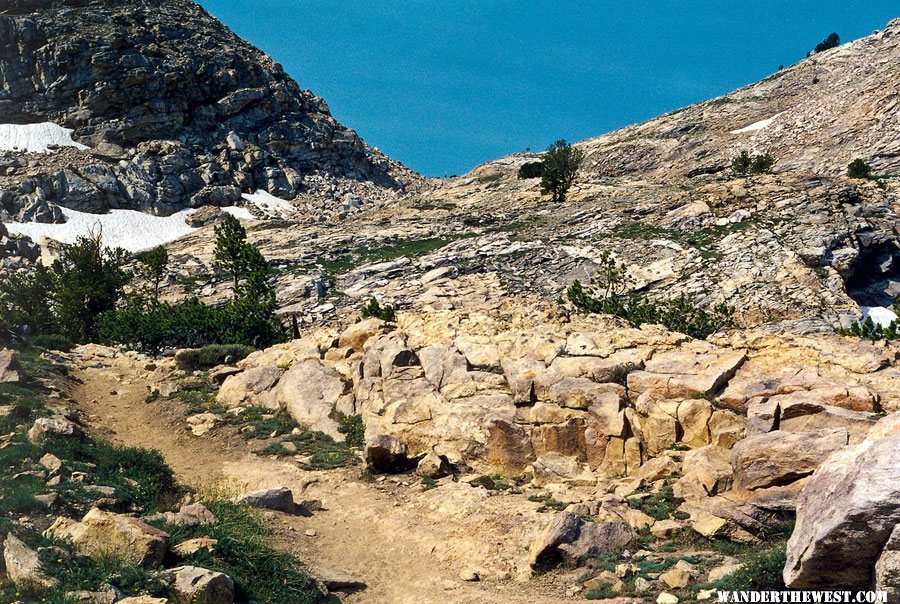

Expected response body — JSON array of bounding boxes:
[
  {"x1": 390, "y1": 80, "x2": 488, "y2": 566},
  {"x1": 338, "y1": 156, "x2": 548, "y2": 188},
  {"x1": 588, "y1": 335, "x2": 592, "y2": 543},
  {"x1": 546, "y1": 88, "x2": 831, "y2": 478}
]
[{"x1": 0, "y1": 0, "x2": 419, "y2": 220}]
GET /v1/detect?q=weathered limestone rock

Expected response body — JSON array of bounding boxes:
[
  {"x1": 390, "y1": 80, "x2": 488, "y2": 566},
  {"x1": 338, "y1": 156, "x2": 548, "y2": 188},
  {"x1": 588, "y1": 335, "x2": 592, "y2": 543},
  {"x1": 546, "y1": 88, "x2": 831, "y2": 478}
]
[
  {"x1": 784, "y1": 414, "x2": 900, "y2": 588},
  {"x1": 0, "y1": 349, "x2": 26, "y2": 383},
  {"x1": 338, "y1": 318, "x2": 389, "y2": 351},
  {"x1": 45, "y1": 508, "x2": 169, "y2": 567},
  {"x1": 169, "y1": 565, "x2": 235, "y2": 604},
  {"x1": 415, "y1": 451, "x2": 452, "y2": 478},
  {"x1": 149, "y1": 503, "x2": 217, "y2": 526},
  {"x1": 28, "y1": 415, "x2": 84, "y2": 443},
  {"x1": 236, "y1": 487, "x2": 296, "y2": 513},
  {"x1": 529, "y1": 512, "x2": 633, "y2": 569},
  {"x1": 627, "y1": 345, "x2": 746, "y2": 399},
  {"x1": 732, "y1": 428, "x2": 848, "y2": 490},
  {"x1": 672, "y1": 446, "x2": 733, "y2": 500},
  {"x1": 174, "y1": 537, "x2": 218, "y2": 555},
  {"x1": 274, "y1": 360, "x2": 346, "y2": 439},
  {"x1": 216, "y1": 367, "x2": 281, "y2": 409},
  {"x1": 3, "y1": 533, "x2": 58, "y2": 588}
]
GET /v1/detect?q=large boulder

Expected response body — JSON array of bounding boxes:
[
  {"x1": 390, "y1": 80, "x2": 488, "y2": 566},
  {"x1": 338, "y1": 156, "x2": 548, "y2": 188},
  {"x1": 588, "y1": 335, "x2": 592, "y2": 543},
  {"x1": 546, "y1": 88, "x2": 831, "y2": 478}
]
[
  {"x1": 731, "y1": 428, "x2": 848, "y2": 490},
  {"x1": 45, "y1": 508, "x2": 169, "y2": 567},
  {"x1": 28, "y1": 415, "x2": 85, "y2": 443},
  {"x1": 529, "y1": 511, "x2": 633, "y2": 570},
  {"x1": 0, "y1": 349, "x2": 26, "y2": 383},
  {"x1": 168, "y1": 565, "x2": 235, "y2": 604},
  {"x1": 273, "y1": 360, "x2": 346, "y2": 439},
  {"x1": 3, "y1": 533, "x2": 58, "y2": 588},
  {"x1": 216, "y1": 366, "x2": 282, "y2": 409},
  {"x1": 784, "y1": 414, "x2": 900, "y2": 588},
  {"x1": 236, "y1": 487, "x2": 296, "y2": 513}
]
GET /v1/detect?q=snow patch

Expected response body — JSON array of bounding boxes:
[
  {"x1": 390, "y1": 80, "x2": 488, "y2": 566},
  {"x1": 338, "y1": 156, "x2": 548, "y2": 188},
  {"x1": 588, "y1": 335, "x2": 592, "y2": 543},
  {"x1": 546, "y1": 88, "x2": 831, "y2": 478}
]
[
  {"x1": 729, "y1": 112, "x2": 785, "y2": 134},
  {"x1": 6, "y1": 205, "x2": 255, "y2": 253},
  {"x1": 0, "y1": 122, "x2": 89, "y2": 153},
  {"x1": 861, "y1": 306, "x2": 898, "y2": 329},
  {"x1": 242, "y1": 190, "x2": 296, "y2": 219},
  {"x1": 222, "y1": 206, "x2": 255, "y2": 221}
]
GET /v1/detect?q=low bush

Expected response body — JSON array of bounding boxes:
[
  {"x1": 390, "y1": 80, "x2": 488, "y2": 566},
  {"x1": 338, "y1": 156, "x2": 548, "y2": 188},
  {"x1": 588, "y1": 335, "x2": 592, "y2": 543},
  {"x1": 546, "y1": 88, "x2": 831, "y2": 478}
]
[
  {"x1": 335, "y1": 411, "x2": 365, "y2": 448},
  {"x1": 706, "y1": 544, "x2": 787, "y2": 590},
  {"x1": 517, "y1": 161, "x2": 545, "y2": 179},
  {"x1": 154, "y1": 498, "x2": 322, "y2": 603},
  {"x1": 99, "y1": 298, "x2": 286, "y2": 354},
  {"x1": 175, "y1": 344, "x2": 255, "y2": 371},
  {"x1": 360, "y1": 297, "x2": 396, "y2": 322},
  {"x1": 732, "y1": 151, "x2": 775, "y2": 176},
  {"x1": 814, "y1": 32, "x2": 840, "y2": 53},
  {"x1": 568, "y1": 280, "x2": 735, "y2": 340},
  {"x1": 29, "y1": 333, "x2": 74, "y2": 352},
  {"x1": 835, "y1": 306, "x2": 899, "y2": 341},
  {"x1": 847, "y1": 158, "x2": 873, "y2": 179}
]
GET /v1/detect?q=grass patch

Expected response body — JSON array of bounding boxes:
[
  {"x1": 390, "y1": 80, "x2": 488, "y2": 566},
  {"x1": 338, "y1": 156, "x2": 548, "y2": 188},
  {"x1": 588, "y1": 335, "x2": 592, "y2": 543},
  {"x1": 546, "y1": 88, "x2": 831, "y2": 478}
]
[
  {"x1": 335, "y1": 411, "x2": 365, "y2": 448},
  {"x1": 154, "y1": 498, "x2": 322, "y2": 603},
  {"x1": 310, "y1": 236, "x2": 463, "y2": 276},
  {"x1": 175, "y1": 344, "x2": 254, "y2": 371},
  {"x1": 527, "y1": 493, "x2": 567, "y2": 512},
  {"x1": 256, "y1": 430, "x2": 357, "y2": 470},
  {"x1": 625, "y1": 486, "x2": 684, "y2": 521},
  {"x1": 233, "y1": 407, "x2": 295, "y2": 439}
]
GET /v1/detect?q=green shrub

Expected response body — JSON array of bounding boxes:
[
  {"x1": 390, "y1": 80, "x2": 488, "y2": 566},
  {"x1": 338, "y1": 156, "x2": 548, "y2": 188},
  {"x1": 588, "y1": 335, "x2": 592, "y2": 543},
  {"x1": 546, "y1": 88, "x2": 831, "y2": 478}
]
[
  {"x1": 567, "y1": 280, "x2": 735, "y2": 340},
  {"x1": 814, "y1": 32, "x2": 840, "y2": 53},
  {"x1": 835, "y1": 306, "x2": 899, "y2": 342},
  {"x1": 607, "y1": 362, "x2": 638, "y2": 386},
  {"x1": 732, "y1": 151, "x2": 775, "y2": 176},
  {"x1": 99, "y1": 298, "x2": 285, "y2": 354},
  {"x1": 360, "y1": 297, "x2": 396, "y2": 322},
  {"x1": 152, "y1": 498, "x2": 323, "y2": 603},
  {"x1": 30, "y1": 334, "x2": 74, "y2": 352},
  {"x1": 709, "y1": 545, "x2": 787, "y2": 590},
  {"x1": 626, "y1": 486, "x2": 684, "y2": 521},
  {"x1": 42, "y1": 436, "x2": 179, "y2": 513},
  {"x1": 175, "y1": 344, "x2": 255, "y2": 371},
  {"x1": 517, "y1": 161, "x2": 545, "y2": 179},
  {"x1": 335, "y1": 412, "x2": 365, "y2": 448},
  {"x1": 847, "y1": 158, "x2": 872, "y2": 179}
]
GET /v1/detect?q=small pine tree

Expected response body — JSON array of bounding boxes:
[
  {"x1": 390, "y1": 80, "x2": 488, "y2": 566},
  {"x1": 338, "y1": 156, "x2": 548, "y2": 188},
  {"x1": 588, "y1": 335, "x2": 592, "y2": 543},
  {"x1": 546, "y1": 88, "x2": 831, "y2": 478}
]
[
  {"x1": 732, "y1": 151, "x2": 752, "y2": 176},
  {"x1": 749, "y1": 153, "x2": 775, "y2": 174},
  {"x1": 814, "y1": 32, "x2": 840, "y2": 54},
  {"x1": 52, "y1": 231, "x2": 131, "y2": 342},
  {"x1": 135, "y1": 245, "x2": 169, "y2": 300},
  {"x1": 540, "y1": 140, "x2": 585, "y2": 203},
  {"x1": 847, "y1": 158, "x2": 872, "y2": 180},
  {"x1": 214, "y1": 214, "x2": 249, "y2": 292}
]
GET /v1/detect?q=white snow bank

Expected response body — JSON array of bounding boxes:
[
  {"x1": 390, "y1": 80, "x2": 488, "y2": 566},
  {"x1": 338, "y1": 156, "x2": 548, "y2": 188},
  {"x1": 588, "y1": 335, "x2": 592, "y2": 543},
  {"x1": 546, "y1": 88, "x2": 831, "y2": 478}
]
[
  {"x1": 222, "y1": 206, "x2": 255, "y2": 220},
  {"x1": 242, "y1": 190, "x2": 296, "y2": 219},
  {"x1": 862, "y1": 306, "x2": 899, "y2": 328},
  {"x1": 0, "y1": 122, "x2": 89, "y2": 153},
  {"x1": 6, "y1": 205, "x2": 257, "y2": 253},
  {"x1": 729, "y1": 112, "x2": 785, "y2": 134}
]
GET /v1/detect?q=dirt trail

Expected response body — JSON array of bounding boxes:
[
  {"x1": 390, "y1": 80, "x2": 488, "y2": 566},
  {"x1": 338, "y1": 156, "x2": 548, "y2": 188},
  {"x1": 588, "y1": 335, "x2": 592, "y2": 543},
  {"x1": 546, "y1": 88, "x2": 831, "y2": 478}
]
[{"x1": 67, "y1": 346, "x2": 579, "y2": 604}]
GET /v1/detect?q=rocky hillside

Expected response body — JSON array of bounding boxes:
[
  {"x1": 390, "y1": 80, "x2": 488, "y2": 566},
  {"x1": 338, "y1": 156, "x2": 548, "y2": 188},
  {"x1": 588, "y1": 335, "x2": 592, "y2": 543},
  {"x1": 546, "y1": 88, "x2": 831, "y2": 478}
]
[
  {"x1": 575, "y1": 19, "x2": 900, "y2": 180},
  {"x1": 0, "y1": 0, "x2": 421, "y2": 222}
]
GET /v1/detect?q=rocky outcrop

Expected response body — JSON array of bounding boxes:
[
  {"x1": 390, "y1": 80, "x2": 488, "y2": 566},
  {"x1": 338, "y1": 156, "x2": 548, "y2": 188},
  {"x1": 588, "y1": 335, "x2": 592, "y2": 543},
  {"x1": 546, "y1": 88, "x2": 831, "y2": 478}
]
[
  {"x1": 0, "y1": 0, "x2": 413, "y2": 221},
  {"x1": 45, "y1": 507, "x2": 170, "y2": 567},
  {"x1": 784, "y1": 414, "x2": 900, "y2": 588},
  {"x1": 2, "y1": 533, "x2": 58, "y2": 588},
  {"x1": 528, "y1": 511, "x2": 633, "y2": 570},
  {"x1": 0, "y1": 348, "x2": 25, "y2": 383},
  {"x1": 168, "y1": 565, "x2": 235, "y2": 604}
]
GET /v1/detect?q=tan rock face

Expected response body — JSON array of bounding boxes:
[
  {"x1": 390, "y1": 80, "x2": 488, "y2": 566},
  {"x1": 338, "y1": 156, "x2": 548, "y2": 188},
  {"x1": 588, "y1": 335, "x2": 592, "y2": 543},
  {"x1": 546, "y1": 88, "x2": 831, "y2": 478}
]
[
  {"x1": 3, "y1": 533, "x2": 58, "y2": 588},
  {"x1": 731, "y1": 428, "x2": 848, "y2": 491},
  {"x1": 45, "y1": 508, "x2": 169, "y2": 567},
  {"x1": 169, "y1": 565, "x2": 235, "y2": 604},
  {"x1": 784, "y1": 414, "x2": 900, "y2": 589},
  {"x1": 0, "y1": 349, "x2": 26, "y2": 383},
  {"x1": 216, "y1": 366, "x2": 281, "y2": 409},
  {"x1": 274, "y1": 360, "x2": 346, "y2": 439}
]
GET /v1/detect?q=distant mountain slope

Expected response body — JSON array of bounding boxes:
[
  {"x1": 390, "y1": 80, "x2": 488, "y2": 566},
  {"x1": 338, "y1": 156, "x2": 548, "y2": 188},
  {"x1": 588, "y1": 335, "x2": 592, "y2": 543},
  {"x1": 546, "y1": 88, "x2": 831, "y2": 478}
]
[
  {"x1": 0, "y1": 0, "x2": 417, "y2": 221},
  {"x1": 577, "y1": 18, "x2": 900, "y2": 180}
]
